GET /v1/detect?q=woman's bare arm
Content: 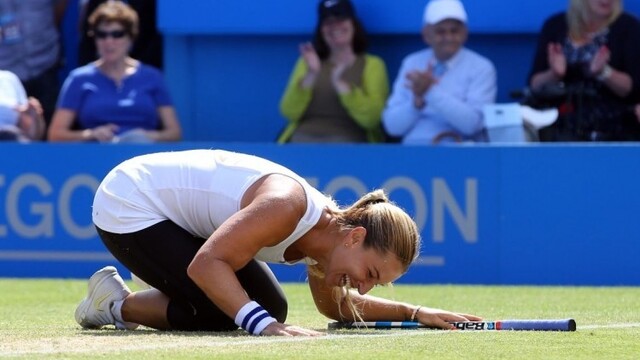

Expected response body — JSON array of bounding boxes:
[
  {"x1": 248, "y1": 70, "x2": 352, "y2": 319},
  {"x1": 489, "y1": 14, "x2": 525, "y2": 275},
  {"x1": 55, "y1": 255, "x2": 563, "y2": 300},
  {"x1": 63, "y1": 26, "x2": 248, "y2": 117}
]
[
  {"x1": 146, "y1": 106, "x2": 182, "y2": 141},
  {"x1": 308, "y1": 269, "x2": 481, "y2": 329},
  {"x1": 187, "y1": 175, "x2": 321, "y2": 335}
]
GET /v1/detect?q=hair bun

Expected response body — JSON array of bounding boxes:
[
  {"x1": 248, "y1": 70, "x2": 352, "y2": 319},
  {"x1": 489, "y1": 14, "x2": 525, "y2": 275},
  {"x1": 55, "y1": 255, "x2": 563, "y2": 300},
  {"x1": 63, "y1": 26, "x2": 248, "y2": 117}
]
[{"x1": 364, "y1": 189, "x2": 389, "y2": 206}]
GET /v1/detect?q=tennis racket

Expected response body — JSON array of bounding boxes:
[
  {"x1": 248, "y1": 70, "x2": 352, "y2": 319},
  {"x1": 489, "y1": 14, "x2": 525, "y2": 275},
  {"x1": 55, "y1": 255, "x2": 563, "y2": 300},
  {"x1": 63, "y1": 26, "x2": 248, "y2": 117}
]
[{"x1": 328, "y1": 319, "x2": 576, "y2": 331}]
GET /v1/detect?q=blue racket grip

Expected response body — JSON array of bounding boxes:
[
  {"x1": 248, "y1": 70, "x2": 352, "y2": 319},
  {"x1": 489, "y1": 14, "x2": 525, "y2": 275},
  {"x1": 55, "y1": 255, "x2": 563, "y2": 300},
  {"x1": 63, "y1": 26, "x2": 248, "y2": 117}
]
[{"x1": 495, "y1": 319, "x2": 576, "y2": 331}]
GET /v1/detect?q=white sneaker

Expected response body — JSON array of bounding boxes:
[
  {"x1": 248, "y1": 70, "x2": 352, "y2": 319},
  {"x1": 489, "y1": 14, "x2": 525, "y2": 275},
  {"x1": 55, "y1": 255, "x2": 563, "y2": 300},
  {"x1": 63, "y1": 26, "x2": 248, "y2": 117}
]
[{"x1": 75, "y1": 266, "x2": 138, "y2": 330}]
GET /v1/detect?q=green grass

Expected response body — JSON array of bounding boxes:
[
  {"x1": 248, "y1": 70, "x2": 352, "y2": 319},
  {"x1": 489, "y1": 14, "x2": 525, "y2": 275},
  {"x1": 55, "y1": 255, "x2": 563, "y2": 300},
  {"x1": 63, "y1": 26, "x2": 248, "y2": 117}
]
[{"x1": 0, "y1": 279, "x2": 638, "y2": 359}]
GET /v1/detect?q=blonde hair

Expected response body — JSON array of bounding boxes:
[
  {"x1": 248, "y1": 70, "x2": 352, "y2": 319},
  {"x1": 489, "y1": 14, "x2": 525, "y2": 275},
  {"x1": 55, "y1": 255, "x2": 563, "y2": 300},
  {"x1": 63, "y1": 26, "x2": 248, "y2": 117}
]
[
  {"x1": 567, "y1": 0, "x2": 622, "y2": 41},
  {"x1": 309, "y1": 189, "x2": 421, "y2": 320}
]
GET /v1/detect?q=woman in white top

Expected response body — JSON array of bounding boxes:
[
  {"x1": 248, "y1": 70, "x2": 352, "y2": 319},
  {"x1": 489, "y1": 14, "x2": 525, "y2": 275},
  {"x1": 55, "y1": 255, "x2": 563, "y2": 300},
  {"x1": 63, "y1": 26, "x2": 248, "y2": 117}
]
[
  {"x1": 75, "y1": 149, "x2": 480, "y2": 336},
  {"x1": 0, "y1": 70, "x2": 45, "y2": 141}
]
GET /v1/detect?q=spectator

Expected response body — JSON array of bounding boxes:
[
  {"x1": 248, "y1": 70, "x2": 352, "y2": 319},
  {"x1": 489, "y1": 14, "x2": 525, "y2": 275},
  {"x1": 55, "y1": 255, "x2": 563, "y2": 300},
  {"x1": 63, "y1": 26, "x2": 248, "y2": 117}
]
[
  {"x1": 48, "y1": 1, "x2": 181, "y2": 143},
  {"x1": 0, "y1": 0, "x2": 69, "y2": 131},
  {"x1": 382, "y1": 0, "x2": 496, "y2": 145},
  {"x1": 278, "y1": 0, "x2": 389, "y2": 143},
  {"x1": 78, "y1": 0, "x2": 163, "y2": 70},
  {"x1": 528, "y1": 0, "x2": 640, "y2": 141},
  {"x1": 0, "y1": 70, "x2": 46, "y2": 142}
]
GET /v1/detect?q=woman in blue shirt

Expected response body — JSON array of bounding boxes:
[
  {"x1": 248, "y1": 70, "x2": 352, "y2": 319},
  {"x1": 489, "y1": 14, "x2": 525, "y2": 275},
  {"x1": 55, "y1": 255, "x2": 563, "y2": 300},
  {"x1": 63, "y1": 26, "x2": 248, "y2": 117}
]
[{"x1": 48, "y1": 1, "x2": 181, "y2": 143}]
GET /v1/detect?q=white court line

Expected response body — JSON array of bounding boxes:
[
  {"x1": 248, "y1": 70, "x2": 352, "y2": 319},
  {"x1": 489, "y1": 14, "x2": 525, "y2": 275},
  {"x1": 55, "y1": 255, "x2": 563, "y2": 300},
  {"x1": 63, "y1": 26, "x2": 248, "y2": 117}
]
[
  {"x1": 2, "y1": 322, "x2": 639, "y2": 357},
  {"x1": 0, "y1": 253, "x2": 436, "y2": 267},
  {"x1": 578, "y1": 323, "x2": 640, "y2": 330},
  {"x1": 0, "y1": 250, "x2": 115, "y2": 261}
]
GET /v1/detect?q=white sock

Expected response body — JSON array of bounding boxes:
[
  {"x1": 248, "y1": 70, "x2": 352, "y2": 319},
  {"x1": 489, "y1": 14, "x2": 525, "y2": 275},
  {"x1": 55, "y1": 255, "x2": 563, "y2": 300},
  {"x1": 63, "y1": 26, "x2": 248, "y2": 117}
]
[
  {"x1": 111, "y1": 299, "x2": 139, "y2": 330},
  {"x1": 111, "y1": 299, "x2": 125, "y2": 324}
]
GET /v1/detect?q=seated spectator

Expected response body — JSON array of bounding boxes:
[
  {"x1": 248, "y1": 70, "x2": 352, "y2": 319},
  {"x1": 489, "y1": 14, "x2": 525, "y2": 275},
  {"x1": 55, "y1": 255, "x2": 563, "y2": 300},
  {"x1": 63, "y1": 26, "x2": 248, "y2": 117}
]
[
  {"x1": 0, "y1": 70, "x2": 46, "y2": 142},
  {"x1": 278, "y1": 0, "x2": 389, "y2": 143},
  {"x1": 48, "y1": 1, "x2": 180, "y2": 143},
  {"x1": 382, "y1": 0, "x2": 496, "y2": 145},
  {"x1": 78, "y1": 0, "x2": 163, "y2": 70},
  {"x1": 0, "y1": 0, "x2": 68, "y2": 129},
  {"x1": 528, "y1": 0, "x2": 640, "y2": 141}
]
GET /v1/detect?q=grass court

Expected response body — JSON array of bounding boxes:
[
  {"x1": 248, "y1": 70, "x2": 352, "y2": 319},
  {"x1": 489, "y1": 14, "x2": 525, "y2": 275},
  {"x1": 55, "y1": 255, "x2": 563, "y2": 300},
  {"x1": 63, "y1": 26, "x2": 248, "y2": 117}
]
[{"x1": 1, "y1": 279, "x2": 638, "y2": 359}]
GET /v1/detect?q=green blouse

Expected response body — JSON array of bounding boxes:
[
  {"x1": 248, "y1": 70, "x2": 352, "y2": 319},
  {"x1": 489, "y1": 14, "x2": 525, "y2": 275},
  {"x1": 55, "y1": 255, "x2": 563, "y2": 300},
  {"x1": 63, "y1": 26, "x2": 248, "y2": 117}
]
[{"x1": 278, "y1": 54, "x2": 389, "y2": 143}]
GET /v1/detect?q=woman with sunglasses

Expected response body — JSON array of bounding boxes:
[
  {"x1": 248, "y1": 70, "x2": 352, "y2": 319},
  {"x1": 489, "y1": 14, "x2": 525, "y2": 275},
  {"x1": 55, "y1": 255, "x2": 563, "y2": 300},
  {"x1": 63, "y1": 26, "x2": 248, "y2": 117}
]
[{"x1": 48, "y1": 1, "x2": 181, "y2": 143}]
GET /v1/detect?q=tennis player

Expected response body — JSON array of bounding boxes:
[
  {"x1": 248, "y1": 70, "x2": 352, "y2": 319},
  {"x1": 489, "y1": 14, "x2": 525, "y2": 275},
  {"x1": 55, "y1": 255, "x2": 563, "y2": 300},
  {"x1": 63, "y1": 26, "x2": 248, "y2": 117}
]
[{"x1": 75, "y1": 149, "x2": 480, "y2": 336}]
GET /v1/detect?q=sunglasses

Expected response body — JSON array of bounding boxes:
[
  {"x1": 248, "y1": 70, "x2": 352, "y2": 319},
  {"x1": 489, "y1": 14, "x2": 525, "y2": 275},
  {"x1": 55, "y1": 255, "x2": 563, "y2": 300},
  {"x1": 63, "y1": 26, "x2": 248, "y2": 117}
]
[{"x1": 94, "y1": 30, "x2": 127, "y2": 39}]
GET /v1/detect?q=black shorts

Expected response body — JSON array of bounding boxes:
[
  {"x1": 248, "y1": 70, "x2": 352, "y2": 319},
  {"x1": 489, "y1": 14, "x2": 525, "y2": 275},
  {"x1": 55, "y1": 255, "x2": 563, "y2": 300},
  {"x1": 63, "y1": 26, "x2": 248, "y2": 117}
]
[{"x1": 96, "y1": 220, "x2": 287, "y2": 331}]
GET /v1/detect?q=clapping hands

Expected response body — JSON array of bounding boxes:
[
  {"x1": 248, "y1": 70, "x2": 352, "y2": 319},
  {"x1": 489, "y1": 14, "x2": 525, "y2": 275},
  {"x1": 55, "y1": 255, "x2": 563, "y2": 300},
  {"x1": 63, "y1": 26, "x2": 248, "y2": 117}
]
[
  {"x1": 16, "y1": 97, "x2": 45, "y2": 140},
  {"x1": 589, "y1": 45, "x2": 610, "y2": 77},
  {"x1": 330, "y1": 60, "x2": 354, "y2": 94},
  {"x1": 547, "y1": 42, "x2": 611, "y2": 80},
  {"x1": 299, "y1": 42, "x2": 354, "y2": 93},
  {"x1": 547, "y1": 43, "x2": 567, "y2": 79},
  {"x1": 405, "y1": 62, "x2": 439, "y2": 109},
  {"x1": 300, "y1": 42, "x2": 321, "y2": 76}
]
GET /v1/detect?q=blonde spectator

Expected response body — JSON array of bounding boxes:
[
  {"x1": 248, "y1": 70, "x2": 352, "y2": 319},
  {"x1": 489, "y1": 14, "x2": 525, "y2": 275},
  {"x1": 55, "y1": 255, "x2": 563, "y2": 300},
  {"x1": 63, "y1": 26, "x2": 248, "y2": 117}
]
[{"x1": 528, "y1": 0, "x2": 640, "y2": 141}]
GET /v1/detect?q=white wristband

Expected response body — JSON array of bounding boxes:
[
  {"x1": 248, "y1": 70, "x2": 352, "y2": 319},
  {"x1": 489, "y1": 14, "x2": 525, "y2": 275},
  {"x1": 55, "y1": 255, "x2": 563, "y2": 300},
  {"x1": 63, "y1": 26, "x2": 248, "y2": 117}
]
[
  {"x1": 597, "y1": 65, "x2": 613, "y2": 82},
  {"x1": 234, "y1": 301, "x2": 277, "y2": 335}
]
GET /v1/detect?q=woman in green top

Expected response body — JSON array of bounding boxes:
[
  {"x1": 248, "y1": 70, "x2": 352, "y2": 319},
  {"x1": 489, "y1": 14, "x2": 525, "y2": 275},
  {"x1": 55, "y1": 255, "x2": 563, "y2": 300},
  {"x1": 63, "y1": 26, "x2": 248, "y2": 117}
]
[{"x1": 278, "y1": 0, "x2": 389, "y2": 143}]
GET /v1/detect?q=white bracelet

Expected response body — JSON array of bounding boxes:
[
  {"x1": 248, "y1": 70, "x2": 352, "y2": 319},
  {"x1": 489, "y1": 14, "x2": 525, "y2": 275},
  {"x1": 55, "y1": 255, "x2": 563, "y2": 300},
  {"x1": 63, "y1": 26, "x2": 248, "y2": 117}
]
[
  {"x1": 410, "y1": 306, "x2": 422, "y2": 322},
  {"x1": 597, "y1": 65, "x2": 613, "y2": 82},
  {"x1": 234, "y1": 301, "x2": 277, "y2": 335}
]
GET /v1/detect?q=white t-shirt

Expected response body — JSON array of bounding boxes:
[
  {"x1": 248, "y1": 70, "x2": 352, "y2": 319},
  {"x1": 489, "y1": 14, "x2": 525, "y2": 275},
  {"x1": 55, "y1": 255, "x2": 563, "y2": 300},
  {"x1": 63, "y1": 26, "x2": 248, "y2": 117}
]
[
  {"x1": 93, "y1": 149, "x2": 329, "y2": 265},
  {"x1": 0, "y1": 70, "x2": 27, "y2": 129}
]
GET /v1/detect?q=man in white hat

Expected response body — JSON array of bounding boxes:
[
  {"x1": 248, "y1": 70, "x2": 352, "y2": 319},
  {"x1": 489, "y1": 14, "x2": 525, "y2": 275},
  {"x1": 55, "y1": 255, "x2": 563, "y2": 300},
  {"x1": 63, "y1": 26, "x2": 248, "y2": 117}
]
[{"x1": 382, "y1": 0, "x2": 496, "y2": 144}]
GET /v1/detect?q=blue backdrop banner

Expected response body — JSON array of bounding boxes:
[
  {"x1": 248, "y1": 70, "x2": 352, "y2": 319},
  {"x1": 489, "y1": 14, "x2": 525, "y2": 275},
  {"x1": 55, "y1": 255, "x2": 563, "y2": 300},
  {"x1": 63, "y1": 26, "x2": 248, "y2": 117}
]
[{"x1": 0, "y1": 143, "x2": 638, "y2": 285}]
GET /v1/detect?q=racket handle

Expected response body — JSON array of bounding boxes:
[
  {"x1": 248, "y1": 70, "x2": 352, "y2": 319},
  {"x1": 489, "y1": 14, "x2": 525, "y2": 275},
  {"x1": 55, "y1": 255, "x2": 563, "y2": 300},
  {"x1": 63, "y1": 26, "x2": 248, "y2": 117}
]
[{"x1": 493, "y1": 319, "x2": 576, "y2": 331}]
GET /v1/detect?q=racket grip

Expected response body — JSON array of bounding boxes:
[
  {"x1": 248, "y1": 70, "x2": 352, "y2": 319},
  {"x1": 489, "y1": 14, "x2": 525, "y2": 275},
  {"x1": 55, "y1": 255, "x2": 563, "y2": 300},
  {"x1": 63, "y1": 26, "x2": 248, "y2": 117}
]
[{"x1": 497, "y1": 319, "x2": 576, "y2": 331}]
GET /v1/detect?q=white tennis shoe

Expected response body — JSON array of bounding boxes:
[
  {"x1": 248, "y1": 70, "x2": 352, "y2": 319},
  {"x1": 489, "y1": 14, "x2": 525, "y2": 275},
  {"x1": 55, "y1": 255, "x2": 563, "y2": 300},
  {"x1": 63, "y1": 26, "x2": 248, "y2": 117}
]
[{"x1": 74, "y1": 266, "x2": 138, "y2": 330}]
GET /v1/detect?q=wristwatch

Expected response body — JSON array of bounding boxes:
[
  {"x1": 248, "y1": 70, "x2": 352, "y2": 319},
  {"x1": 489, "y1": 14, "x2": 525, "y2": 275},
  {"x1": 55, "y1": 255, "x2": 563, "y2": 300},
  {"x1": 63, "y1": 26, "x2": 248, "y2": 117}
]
[{"x1": 597, "y1": 65, "x2": 613, "y2": 82}]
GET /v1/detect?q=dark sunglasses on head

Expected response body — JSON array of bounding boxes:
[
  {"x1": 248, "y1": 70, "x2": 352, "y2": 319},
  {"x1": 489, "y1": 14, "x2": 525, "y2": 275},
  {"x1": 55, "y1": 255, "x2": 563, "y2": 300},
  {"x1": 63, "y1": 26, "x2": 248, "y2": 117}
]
[{"x1": 94, "y1": 30, "x2": 127, "y2": 39}]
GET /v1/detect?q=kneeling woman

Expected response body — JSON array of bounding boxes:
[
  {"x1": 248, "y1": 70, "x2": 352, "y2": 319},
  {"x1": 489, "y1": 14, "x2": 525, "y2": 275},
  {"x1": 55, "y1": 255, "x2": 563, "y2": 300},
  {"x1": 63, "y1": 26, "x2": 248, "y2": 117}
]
[{"x1": 75, "y1": 149, "x2": 480, "y2": 335}]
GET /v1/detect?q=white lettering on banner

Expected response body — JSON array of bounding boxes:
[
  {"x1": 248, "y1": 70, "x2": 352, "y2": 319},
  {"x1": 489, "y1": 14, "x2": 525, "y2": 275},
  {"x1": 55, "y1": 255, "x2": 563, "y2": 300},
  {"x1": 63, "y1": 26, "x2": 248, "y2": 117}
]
[
  {"x1": 313, "y1": 176, "x2": 478, "y2": 268},
  {"x1": 308, "y1": 175, "x2": 478, "y2": 242},
  {"x1": 381, "y1": 177, "x2": 428, "y2": 231},
  {"x1": 59, "y1": 175, "x2": 101, "y2": 239},
  {"x1": 6, "y1": 174, "x2": 53, "y2": 238},
  {"x1": 433, "y1": 178, "x2": 477, "y2": 243},
  {"x1": 0, "y1": 173, "x2": 477, "y2": 249},
  {"x1": 323, "y1": 176, "x2": 368, "y2": 198},
  {"x1": 0, "y1": 173, "x2": 99, "y2": 239}
]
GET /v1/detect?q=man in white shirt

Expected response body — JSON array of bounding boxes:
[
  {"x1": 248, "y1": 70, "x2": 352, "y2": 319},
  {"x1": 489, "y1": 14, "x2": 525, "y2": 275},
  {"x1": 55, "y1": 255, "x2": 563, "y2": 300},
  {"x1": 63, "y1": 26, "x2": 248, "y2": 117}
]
[
  {"x1": 382, "y1": 0, "x2": 497, "y2": 144},
  {"x1": 0, "y1": 70, "x2": 45, "y2": 141}
]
